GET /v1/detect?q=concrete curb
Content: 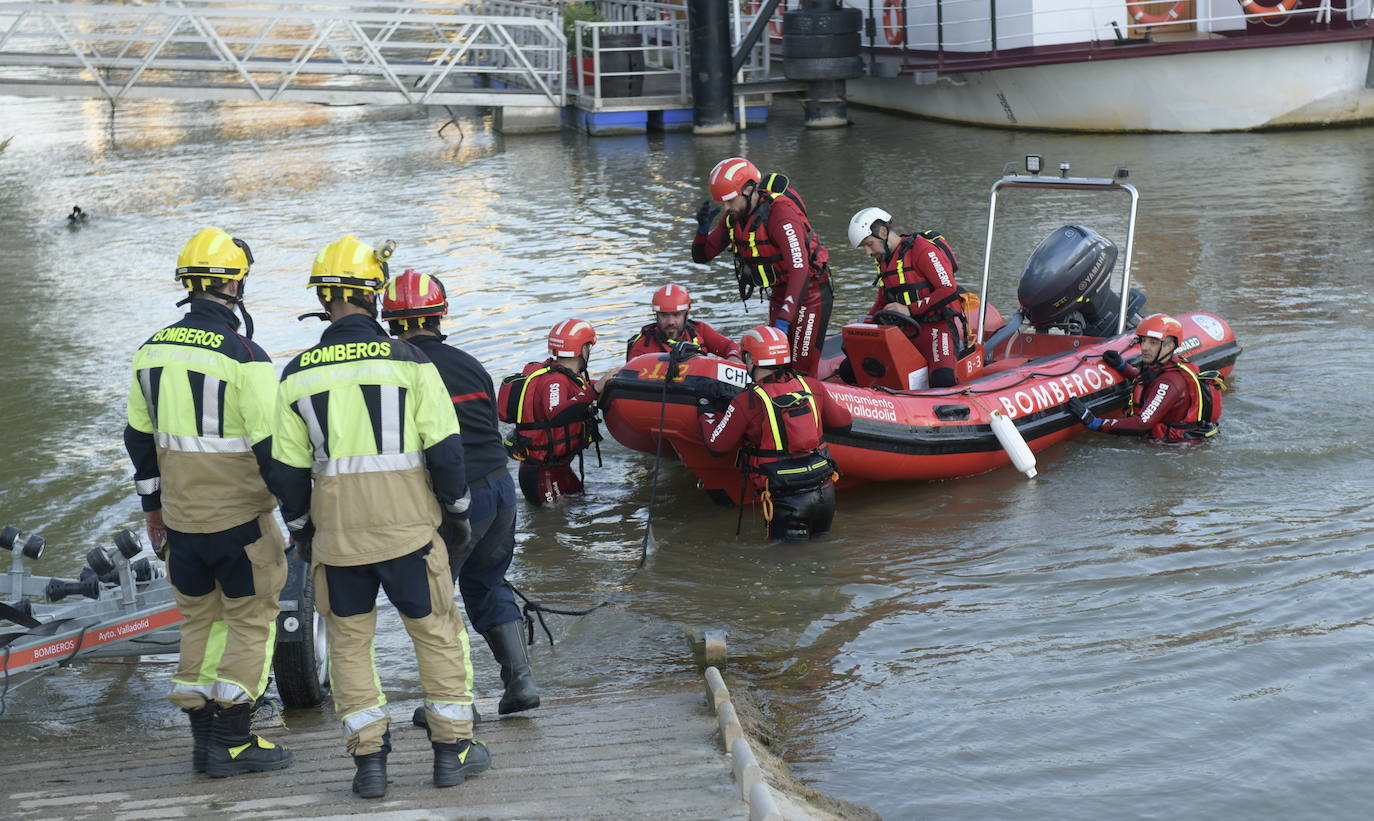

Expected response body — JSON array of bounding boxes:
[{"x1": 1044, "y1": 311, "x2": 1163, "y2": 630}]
[{"x1": 704, "y1": 665, "x2": 791, "y2": 821}]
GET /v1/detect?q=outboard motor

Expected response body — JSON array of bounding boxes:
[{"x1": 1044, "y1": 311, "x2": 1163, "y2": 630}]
[{"x1": 1016, "y1": 225, "x2": 1145, "y2": 337}]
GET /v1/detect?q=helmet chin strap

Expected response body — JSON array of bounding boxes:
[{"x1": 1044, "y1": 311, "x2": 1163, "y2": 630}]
[{"x1": 176, "y1": 281, "x2": 254, "y2": 338}]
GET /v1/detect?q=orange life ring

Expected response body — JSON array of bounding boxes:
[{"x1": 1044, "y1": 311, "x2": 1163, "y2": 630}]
[
  {"x1": 1239, "y1": 0, "x2": 1300, "y2": 16},
  {"x1": 882, "y1": 0, "x2": 905, "y2": 46},
  {"x1": 1126, "y1": 0, "x2": 1188, "y2": 25}
]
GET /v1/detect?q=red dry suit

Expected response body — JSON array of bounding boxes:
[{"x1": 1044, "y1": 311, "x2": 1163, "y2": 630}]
[
  {"x1": 497, "y1": 359, "x2": 599, "y2": 505},
  {"x1": 692, "y1": 187, "x2": 833, "y2": 376},
  {"x1": 699, "y1": 369, "x2": 852, "y2": 541},
  {"x1": 1098, "y1": 358, "x2": 1221, "y2": 441},
  {"x1": 867, "y1": 232, "x2": 965, "y2": 387},
  {"x1": 624, "y1": 319, "x2": 741, "y2": 361}
]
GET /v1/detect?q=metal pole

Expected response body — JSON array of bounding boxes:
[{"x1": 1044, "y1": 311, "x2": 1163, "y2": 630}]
[
  {"x1": 689, "y1": 0, "x2": 734, "y2": 133},
  {"x1": 990, "y1": 0, "x2": 997, "y2": 56}
]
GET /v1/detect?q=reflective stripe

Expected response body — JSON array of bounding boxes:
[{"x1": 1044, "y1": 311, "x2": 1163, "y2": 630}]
[
  {"x1": 201, "y1": 375, "x2": 223, "y2": 438},
  {"x1": 425, "y1": 700, "x2": 475, "y2": 723},
  {"x1": 341, "y1": 706, "x2": 389, "y2": 736},
  {"x1": 170, "y1": 680, "x2": 216, "y2": 701},
  {"x1": 135, "y1": 476, "x2": 161, "y2": 495},
  {"x1": 445, "y1": 490, "x2": 471, "y2": 516},
  {"x1": 314, "y1": 451, "x2": 422, "y2": 477},
  {"x1": 139, "y1": 367, "x2": 157, "y2": 423},
  {"x1": 155, "y1": 432, "x2": 251, "y2": 453},
  {"x1": 214, "y1": 680, "x2": 252, "y2": 705},
  {"x1": 295, "y1": 397, "x2": 328, "y2": 463},
  {"x1": 286, "y1": 513, "x2": 310, "y2": 531},
  {"x1": 379, "y1": 384, "x2": 401, "y2": 453}
]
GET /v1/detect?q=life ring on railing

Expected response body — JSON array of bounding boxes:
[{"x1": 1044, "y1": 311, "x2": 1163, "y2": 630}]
[
  {"x1": 882, "y1": 0, "x2": 905, "y2": 46},
  {"x1": 1125, "y1": 0, "x2": 1188, "y2": 25},
  {"x1": 1238, "y1": 0, "x2": 1300, "y2": 17},
  {"x1": 744, "y1": 0, "x2": 784, "y2": 38}
]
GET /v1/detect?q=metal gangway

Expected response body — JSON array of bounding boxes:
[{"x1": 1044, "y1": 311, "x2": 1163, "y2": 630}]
[{"x1": 0, "y1": 0, "x2": 566, "y2": 108}]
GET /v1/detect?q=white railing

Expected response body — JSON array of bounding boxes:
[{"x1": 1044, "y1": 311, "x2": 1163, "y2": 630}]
[
  {"x1": 0, "y1": 1, "x2": 565, "y2": 106},
  {"x1": 571, "y1": 17, "x2": 688, "y2": 105},
  {"x1": 846, "y1": 0, "x2": 1373, "y2": 54}
]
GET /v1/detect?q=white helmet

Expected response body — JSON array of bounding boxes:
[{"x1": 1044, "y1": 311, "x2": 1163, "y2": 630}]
[{"x1": 848, "y1": 207, "x2": 892, "y2": 248}]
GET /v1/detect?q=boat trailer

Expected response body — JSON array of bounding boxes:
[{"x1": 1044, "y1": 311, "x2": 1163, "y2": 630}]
[{"x1": 0, "y1": 524, "x2": 327, "y2": 712}]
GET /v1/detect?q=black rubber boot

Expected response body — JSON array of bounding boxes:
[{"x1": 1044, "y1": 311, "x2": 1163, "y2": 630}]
[
  {"x1": 352, "y1": 731, "x2": 390, "y2": 799},
  {"x1": 432, "y1": 738, "x2": 491, "y2": 788},
  {"x1": 183, "y1": 703, "x2": 217, "y2": 774},
  {"x1": 204, "y1": 702, "x2": 293, "y2": 778},
  {"x1": 482, "y1": 620, "x2": 540, "y2": 714}
]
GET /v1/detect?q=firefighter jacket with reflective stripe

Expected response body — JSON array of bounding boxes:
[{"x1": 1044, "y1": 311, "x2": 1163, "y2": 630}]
[
  {"x1": 699, "y1": 370, "x2": 852, "y2": 492},
  {"x1": 499, "y1": 359, "x2": 597, "y2": 467},
  {"x1": 867, "y1": 233, "x2": 963, "y2": 323},
  {"x1": 273, "y1": 314, "x2": 467, "y2": 567},
  {"x1": 408, "y1": 334, "x2": 506, "y2": 484},
  {"x1": 125, "y1": 299, "x2": 277, "y2": 533},
  {"x1": 1098, "y1": 359, "x2": 1213, "y2": 441},
  {"x1": 624, "y1": 319, "x2": 742, "y2": 361},
  {"x1": 692, "y1": 188, "x2": 830, "y2": 327}
]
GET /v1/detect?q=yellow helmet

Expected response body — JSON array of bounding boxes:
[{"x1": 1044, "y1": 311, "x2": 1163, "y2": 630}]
[
  {"x1": 308, "y1": 235, "x2": 394, "y2": 302},
  {"x1": 175, "y1": 227, "x2": 253, "y2": 290}
]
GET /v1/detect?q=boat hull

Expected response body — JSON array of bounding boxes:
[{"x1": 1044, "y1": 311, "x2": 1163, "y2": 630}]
[{"x1": 848, "y1": 39, "x2": 1374, "y2": 132}]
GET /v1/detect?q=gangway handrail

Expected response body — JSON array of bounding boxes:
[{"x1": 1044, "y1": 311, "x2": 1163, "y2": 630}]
[{"x1": 0, "y1": 1, "x2": 567, "y2": 107}]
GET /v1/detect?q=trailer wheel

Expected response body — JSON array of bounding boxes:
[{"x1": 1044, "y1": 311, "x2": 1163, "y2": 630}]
[{"x1": 273, "y1": 574, "x2": 329, "y2": 709}]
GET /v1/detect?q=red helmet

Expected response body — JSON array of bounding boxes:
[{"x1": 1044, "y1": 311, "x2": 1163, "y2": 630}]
[
  {"x1": 380, "y1": 269, "x2": 447, "y2": 327},
  {"x1": 740, "y1": 325, "x2": 791, "y2": 367},
  {"x1": 548, "y1": 318, "x2": 597, "y2": 358},
  {"x1": 1135, "y1": 314, "x2": 1183, "y2": 346},
  {"x1": 651, "y1": 283, "x2": 692, "y2": 314},
  {"x1": 709, "y1": 157, "x2": 761, "y2": 203}
]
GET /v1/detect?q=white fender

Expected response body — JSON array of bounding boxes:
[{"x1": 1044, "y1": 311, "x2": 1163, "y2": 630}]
[{"x1": 990, "y1": 410, "x2": 1037, "y2": 479}]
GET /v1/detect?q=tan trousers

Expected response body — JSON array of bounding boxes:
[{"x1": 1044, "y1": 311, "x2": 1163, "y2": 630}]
[
  {"x1": 167, "y1": 511, "x2": 286, "y2": 710},
  {"x1": 313, "y1": 539, "x2": 475, "y2": 756}
]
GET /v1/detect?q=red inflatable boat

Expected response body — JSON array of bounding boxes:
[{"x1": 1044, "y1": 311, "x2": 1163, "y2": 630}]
[{"x1": 599, "y1": 163, "x2": 1243, "y2": 503}]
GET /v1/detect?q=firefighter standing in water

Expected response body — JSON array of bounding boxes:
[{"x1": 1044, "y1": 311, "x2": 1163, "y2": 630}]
[
  {"x1": 698, "y1": 326, "x2": 852, "y2": 542},
  {"x1": 1068, "y1": 314, "x2": 1224, "y2": 441},
  {"x1": 624, "y1": 283, "x2": 741, "y2": 361},
  {"x1": 848, "y1": 207, "x2": 968, "y2": 388},
  {"x1": 691, "y1": 157, "x2": 833, "y2": 376},
  {"x1": 125, "y1": 227, "x2": 292, "y2": 778},
  {"x1": 499, "y1": 319, "x2": 600, "y2": 506},
  {"x1": 380, "y1": 270, "x2": 539, "y2": 717},
  {"x1": 274, "y1": 236, "x2": 489, "y2": 799}
]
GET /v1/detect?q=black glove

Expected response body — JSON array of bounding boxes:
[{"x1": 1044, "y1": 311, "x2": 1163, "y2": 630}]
[
  {"x1": 444, "y1": 515, "x2": 472, "y2": 552},
  {"x1": 670, "y1": 340, "x2": 701, "y2": 362},
  {"x1": 1067, "y1": 397, "x2": 1094, "y2": 426},
  {"x1": 1102, "y1": 349, "x2": 1125, "y2": 371},
  {"x1": 695, "y1": 200, "x2": 720, "y2": 235},
  {"x1": 697, "y1": 396, "x2": 714, "y2": 415}
]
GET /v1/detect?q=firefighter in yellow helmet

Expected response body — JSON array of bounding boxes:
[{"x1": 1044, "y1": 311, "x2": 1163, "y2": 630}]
[
  {"x1": 124, "y1": 227, "x2": 292, "y2": 777},
  {"x1": 272, "y1": 235, "x2": 490, "y2": 799}
]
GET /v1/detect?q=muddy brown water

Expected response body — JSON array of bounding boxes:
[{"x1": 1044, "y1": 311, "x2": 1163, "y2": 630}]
[{"x1": 1, "y1": 96, "x2": 1372, "y2": 819}]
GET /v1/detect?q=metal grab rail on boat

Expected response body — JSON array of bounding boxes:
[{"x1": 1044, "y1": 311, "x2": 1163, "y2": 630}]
[{"x1": 976, "y1": 160, "x2": 1139, "y2": 347}]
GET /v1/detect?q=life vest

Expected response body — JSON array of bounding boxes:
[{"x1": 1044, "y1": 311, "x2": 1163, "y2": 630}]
[
  {"x1": 725, "y1": 174, "x2": 825, "y2": 301},
  {"x1": 738, "y1": 374, "x2": 838, "y2": 494},
  {"x1": 626, "y1": 320, "x2": 705, "y2": 359},
  {"x1": 873, "y1": 231, "x2": 964, "y2": 322},
  {"x1": 496, "y1": 360, "x2": 599, "y2": 466},
  {"x1": 1128, "y1": 358, "x2": 1225, "y2": 440}
]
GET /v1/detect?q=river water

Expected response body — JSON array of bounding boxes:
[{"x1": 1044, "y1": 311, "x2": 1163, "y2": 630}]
[{"x1": 2, "y1": 95, "x2": 1372, "y2": 819}]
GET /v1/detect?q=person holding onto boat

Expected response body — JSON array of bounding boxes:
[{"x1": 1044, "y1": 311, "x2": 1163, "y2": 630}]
[
  {"x1": 1068, "y1": 314, "x2": 1224, "y2": 441},
  {"x1": 691, "y1": 157, "x2": 833, "y2": 376},
  {"x1": 273, "y1": 236, "x2": 490, "y2": 799},
  {"x1": 123, "y1": 227, "x2": 293, "y2": 778},
  {"x1": 698, "y1": 326, "x2": 852, "y2": 542},
  {"x1": 847, "y1": 207, "x2": 968, "y2": 388},
  {"x1": 380, "y1": 270, "x2": 540, "y2": 718},
  {"x1": 498, "y1": 318, "x2": 601, "y2": 506},
  {"x1": 624, "y1": 283, "x2": 742, "y2": 361}
]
